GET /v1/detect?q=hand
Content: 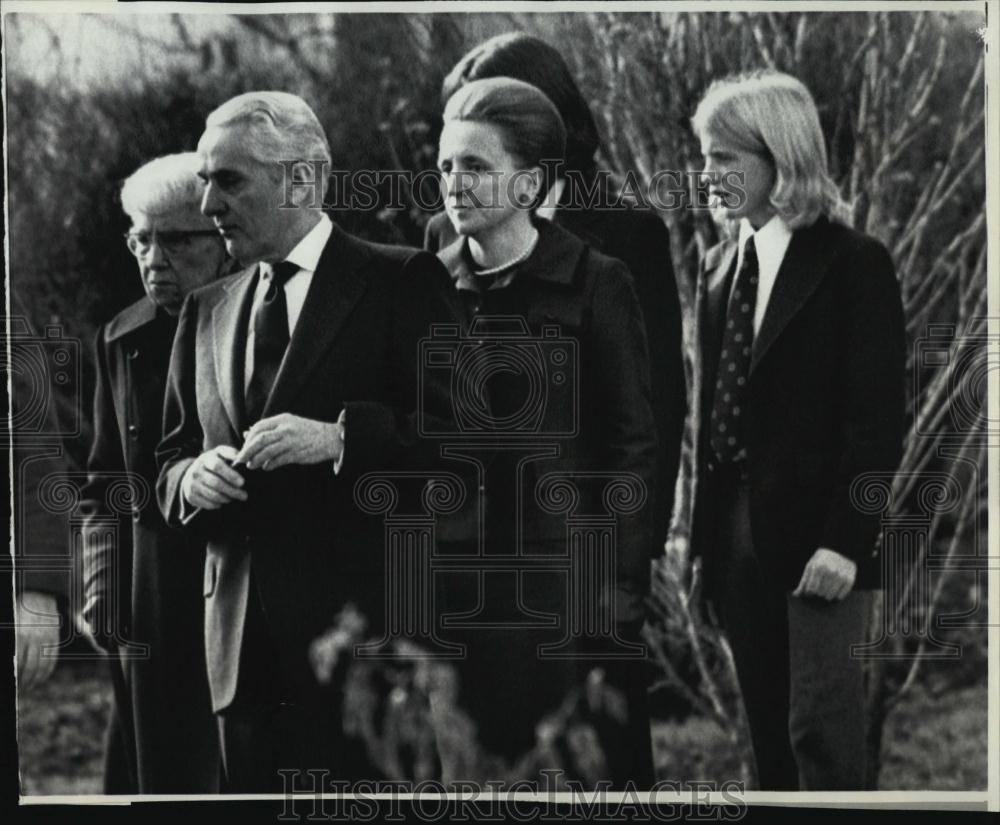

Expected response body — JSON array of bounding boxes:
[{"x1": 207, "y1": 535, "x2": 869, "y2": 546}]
[
  {"x1": 235, "y1": 413, "x2": 343, "y2": 471},
  {"x1": 792, "y1": 547, "x2": 857, "y2": 601},
  {"x1": 180, "y1": 444, "x2": 247, "y2": 510},
  {"x1": 16, "y1": 591, "x2": 61, "y2": 691}
]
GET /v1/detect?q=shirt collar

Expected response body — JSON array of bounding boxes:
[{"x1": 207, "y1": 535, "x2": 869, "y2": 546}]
[
  {"x1": 739, "y1": 213, "x2": 792, "y2": 256},
  {"x1": 277, "y1": 213, "x2": 333, "y2": 275}
]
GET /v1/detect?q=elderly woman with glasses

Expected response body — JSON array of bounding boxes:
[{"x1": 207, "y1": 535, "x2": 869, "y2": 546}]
[{"x1": 79, "y1": 153, "x2": 230, "y2": 793}]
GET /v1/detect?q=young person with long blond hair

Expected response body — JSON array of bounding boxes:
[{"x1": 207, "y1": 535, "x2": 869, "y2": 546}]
[{"x1": 689, "y1": 71, "x2": 905, "y2": 789}]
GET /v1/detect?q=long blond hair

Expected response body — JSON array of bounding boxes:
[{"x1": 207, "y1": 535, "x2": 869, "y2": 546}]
[{"x1": 692, "y1": 70, "x2": 851, "y2": 230}]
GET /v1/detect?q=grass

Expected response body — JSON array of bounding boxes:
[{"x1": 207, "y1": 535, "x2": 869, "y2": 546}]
[
  {"x1": 653, "y1": 714, "x2": 750, "y2": 783},
  {"x1": 15, "y1": 660, "x2": 987, "y2": 795},
  {"x1": 16, "y1": 659, "x2": 110, "y2": 796},
  {"x1": 651, "y1": 682, "x2": 988, "y2": 790},
  {"x1": 878, "y1": 681, "x2": 988, "y2": 790}
]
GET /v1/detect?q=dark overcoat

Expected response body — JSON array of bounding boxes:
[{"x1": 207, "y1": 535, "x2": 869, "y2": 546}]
[
  {"x1": 81, "y1": 298, "x2": 218, "y2": 792},
  {"x1": 691, "y1": 216, "x2": 907, "y2": 593},
  {"x1": 429, "y1": 219, "x2": 659, "y2": 784},
  {"x1": 426, "y1": 202, "x2": 685, "y2": 555}
]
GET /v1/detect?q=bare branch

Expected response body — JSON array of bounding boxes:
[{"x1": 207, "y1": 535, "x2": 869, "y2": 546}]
[
  {"x1": 886, "y1": 440, "x2": 983, "y2": 710},
  {"x1": 747, "y1": 13, "x2": 777, "y2": 69}
]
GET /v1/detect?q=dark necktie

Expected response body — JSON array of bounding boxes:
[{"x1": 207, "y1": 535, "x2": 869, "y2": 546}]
[
  {"x1": 710, "y1": 236, "x2": 759, "y2": 463},
  {"x1": 245, "y1": 261, "x2": 298, "y2": 424}
]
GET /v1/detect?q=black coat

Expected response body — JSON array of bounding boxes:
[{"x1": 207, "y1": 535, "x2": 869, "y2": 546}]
[
  {"x1": 691, "y1": 217, "x2": 906, "y2": 592},
  {"x1": 426, "y1": 203, "x2": 684, "y2": 556},
  {"x1": 433, "y1": 219, "x2": 659, "y2": 621},
  {"x1": 80, "y1": 298, "x2": 218, "y2": 792},
  {"x1": 156, "y1": 224, "x2": 452, "y2": 715},
  {"x1": 428, "y1": 219, "x2": 658, "y2": 778}
]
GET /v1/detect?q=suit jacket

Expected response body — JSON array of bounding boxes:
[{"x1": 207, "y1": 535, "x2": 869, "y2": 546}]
[
  {"x1": 156, "y1": 224, "x2": 451, "y2": 713},
  {"x1": 691, "y1": 216, "x2": 906, "y2": 591},
  {"x1": 79, "y1": 297, "x2": 218, "y2": 792},
  {"x1": 426, "y1": 203, "x2": 684, "y2": 556},
  {"x1": 433, "y1": 219, "x2": 658, "y2": 624}
]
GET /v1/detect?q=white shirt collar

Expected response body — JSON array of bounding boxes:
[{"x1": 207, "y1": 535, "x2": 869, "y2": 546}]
[
  {"x1": 273, "y1": 213, "x2": 333, "y2": 276},
  {"x1": 246, "y1": 214, "x2": 332, "y2": 392},
  {"x1": 735, "y1": 213, "x2": 794, "y2": 335},
  {"x1": 738, "y1": 213, "x2": 792, "y2": 258}
]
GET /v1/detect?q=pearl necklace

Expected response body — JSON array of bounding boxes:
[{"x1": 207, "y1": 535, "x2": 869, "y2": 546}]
[{"x1": 473, "y1": 228, "x2": 540, "y2": 277}]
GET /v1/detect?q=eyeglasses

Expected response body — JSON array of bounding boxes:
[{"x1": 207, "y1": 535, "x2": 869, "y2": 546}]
[{"x1": 125, "y1": 229, "x2": 220, "y2": 258}]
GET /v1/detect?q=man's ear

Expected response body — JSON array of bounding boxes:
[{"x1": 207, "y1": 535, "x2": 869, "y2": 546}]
[{"x1": 280, "y1": 160, "x2": 326, "y2": 209}]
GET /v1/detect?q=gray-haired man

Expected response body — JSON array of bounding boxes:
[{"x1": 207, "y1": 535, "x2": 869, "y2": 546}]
[{"x1": 156, "y1": 92, "x2": 451, "y2": 791}]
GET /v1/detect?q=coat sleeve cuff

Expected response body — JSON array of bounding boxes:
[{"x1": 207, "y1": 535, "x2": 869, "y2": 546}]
[
  {"x1": 174, "y1": 461, "x2": 204, "y2": 527},
  {"x1": 332, "y1": 409, "x2": 347, "y2": 476}
]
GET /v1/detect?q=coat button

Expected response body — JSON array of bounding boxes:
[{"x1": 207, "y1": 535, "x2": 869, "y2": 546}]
[
  {"x1": 131, "y1": 506, "x2": 141, "y2": 522},
  {"x1": 127, "y1": 347, "x2": 139, "y2": 360},
  {"x1": 127, "y1": 424, "x2": 140, "y2": 439}
]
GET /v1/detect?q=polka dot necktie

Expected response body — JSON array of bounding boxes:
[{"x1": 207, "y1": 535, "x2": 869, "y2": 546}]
[
  {"x1": 710, "y1": 236, "x2": 759, "y2": 463},
  {"x1": 245, "y1": 260, "x2": 298, "y2": 424}
]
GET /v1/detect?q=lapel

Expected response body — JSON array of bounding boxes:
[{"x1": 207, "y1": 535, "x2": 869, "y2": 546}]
[
  {"x1": 262, "y1": 222, "x2": 371, "y2": 416},
  {"x1": 749, "y1": 217, "x2": 835, "y2": 374},
  {"x1": 104, "y1": 297, "x2": 158, "y2": 343},
  {"x1": 436, "y1": 236, "x2": 476, "y2": 327},
  {"x1": 699, "y1": 240, "x2": 739, "y2": 408},
  {"x1": 211, "y1": 267, "x2": 258, "y2": 435},
  {"x1": 518, "y1": 219, "x2": 587, "y2": 288}
]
